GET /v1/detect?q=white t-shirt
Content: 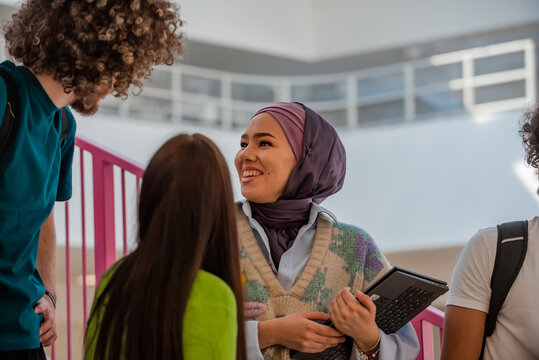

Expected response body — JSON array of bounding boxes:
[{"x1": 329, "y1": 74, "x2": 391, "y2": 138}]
[{"x1": 446, "y1": 216, "x2": 539, "y2": 360}]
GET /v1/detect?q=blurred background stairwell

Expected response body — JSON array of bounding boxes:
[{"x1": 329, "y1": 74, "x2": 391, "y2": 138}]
[{"x1": 1, "y1": 0, "x2": 539, "y2": 358}]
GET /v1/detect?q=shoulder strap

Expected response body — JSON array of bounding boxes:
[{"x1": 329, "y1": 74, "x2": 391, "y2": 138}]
[
  {"x1": 479, "y1": 220, "x2": 528, "y2": 359},
  {"x1": 0, "y1": 68, "x2": 19, "y2": 157},
  {"x1": 0, "y1": 69, "x2": 71, "y2": 155},
  {"x1": 60, "y1": 107, "x2": 70, "y2": 146}
]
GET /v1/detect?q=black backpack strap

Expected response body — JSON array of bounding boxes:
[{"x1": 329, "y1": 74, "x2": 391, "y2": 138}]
[
  {"x1": 60, "y1": 107, "x2": 70, "y2": 146},
  {"x1": 479, "y1": 220, "x2": 528, "y2": 359},
  {"x1": 0, "y1": 68, "x2": 19, "y2": 157},
  {"x1": 0, "y1": 69, "x2": 70, "y2": 156}
]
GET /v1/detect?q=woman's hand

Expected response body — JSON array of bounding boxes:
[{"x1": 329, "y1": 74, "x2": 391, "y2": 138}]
[
  {"x1": 258, "y1": 312, "x2": 346, "y2": 352},
  {"x1": 329, "y1": 287, "x2": 380, "y2": 351}
]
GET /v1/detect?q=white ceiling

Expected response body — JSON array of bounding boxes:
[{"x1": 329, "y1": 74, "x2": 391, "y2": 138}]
[
  {"x1": 180, "y1": 0, "x2": 539, "y2": 61},
  {"x1": 2, "y1": 0, "x2": 539, "y2": 61}
]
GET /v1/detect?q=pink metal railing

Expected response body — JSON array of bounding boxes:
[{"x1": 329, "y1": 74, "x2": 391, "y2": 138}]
[
  {"x1": 411, "y1": 306, "x2": 445, "y2": 360},
  {"x1": 51, "y1": 135, "x2": 145, "y2": 360},
  {"x1": 77, "y1": 135, "x2": 145, "y2": 282},
  {"x1": 51, "y1": 135, "x2": 446, "y2": 360}
]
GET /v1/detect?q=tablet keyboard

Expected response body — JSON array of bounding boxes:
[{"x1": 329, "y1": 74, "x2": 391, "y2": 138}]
[
  {"x1": 375, "y1": 285, "x2": 436, "y2": 333},
  {"x1": 317, "y1": 343, "x2": 348, "y2": 360}
]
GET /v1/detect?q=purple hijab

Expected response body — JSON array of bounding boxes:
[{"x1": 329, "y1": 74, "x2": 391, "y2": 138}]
[{"x1": 249, "y1": 102, "x2": 346, "y2": 267}]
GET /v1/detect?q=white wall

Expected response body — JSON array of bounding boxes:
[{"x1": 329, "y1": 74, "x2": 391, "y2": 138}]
[
  {"x1": 72, "y1": 109, "x2": 538, "y2": 252},
  {"x1": 325, "y1": 111, "x2": 538, "y2": 251}
]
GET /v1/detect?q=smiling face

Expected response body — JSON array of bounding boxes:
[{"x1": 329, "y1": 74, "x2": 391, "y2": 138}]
[{"x1": 235, "y1": 113, "x2": 299, "y2": 204}]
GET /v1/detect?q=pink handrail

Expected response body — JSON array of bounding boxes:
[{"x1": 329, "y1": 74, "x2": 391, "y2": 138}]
[
  {"x1": 80, "y1": 148, "x2": 88, "y2": 328},
  {"x1": 64, "y1": 203, "x2": 72, "y2": 360},
  {"x1": 411, "y1": 306, "x2": 445, "y2": 360},
  {"x1": 121, "y1": 170, "x2": 128, "y2": 256},
  {"x1": 75, "y1": 136, "x2": 145, "y2": 178},
  {"x1": 51, "y1": 135, "x2": 145, "y2": 360},
  {"x1": 75, "y1": 135, "x2": 145, "y2": 283}
]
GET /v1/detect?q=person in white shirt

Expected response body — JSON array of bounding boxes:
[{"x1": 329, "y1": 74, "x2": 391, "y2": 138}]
[{"x1": 442, "y1": 106, "x2": 539, "y2": 360}]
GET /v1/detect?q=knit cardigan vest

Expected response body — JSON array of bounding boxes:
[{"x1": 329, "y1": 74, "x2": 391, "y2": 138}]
[{"x1": 237, "y1": 209, "x2": 391, "y2": 360}]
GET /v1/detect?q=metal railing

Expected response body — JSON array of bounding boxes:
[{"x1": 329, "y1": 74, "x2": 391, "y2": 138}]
[
  {"x1": 51, "y1": 135, "x2": 144, "y2": 360},
  {"x1": 99, "y1": 39, "x2": 536, "y2": 128},
  {"x1": 1, "y1": 37, "x2": 535, "y2": 127},
  {"x1": 411, "y1": 306, "x2": 446, "y2": 360}
]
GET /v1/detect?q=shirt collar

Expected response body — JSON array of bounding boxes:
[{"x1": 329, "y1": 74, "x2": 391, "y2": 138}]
[
  {"x1": 240, "y1": 199, "x2": 337, "y2": 226},
  {"x1": 3, "y1": 61, "x2": 60, "y2": 115}
]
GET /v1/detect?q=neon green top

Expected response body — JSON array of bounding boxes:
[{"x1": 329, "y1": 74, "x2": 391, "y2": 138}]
[{"x1": 84, "y1": 266, "x2": 237, "y2": 359}]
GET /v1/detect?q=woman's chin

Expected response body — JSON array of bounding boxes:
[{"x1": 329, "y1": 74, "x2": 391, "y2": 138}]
[
  {"x1": 242, "y1": 193, "x2": 275, "y2": 204},
  {"x1": 241, "y1": 184, "x2": 280, "y2": 203}
]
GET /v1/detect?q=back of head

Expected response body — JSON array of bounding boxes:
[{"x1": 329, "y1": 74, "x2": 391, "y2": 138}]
[
  {"x1": 521, "y1": 105, "x2": 539, "y2": 170},
  {"x1": 138, "y1": 133, "x2": 235, "y2": 262},
  {"x1": 3, "y1": 0, "x2": 184, "y2": 113},
  {"x1": 88, "y1": 134, "x2": 246, "y2": 360}
]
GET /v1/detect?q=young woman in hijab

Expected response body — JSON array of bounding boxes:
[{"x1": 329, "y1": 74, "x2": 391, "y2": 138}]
[
  {"x1": 235, "y1": 102, "x2": 419, "y2": 360},
  {"x1": 84, "y1": 134, "x2": 246, "y2": 360}
]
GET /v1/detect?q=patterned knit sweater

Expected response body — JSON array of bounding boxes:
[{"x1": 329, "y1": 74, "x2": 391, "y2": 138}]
[{"x1": 237, "y1": 210, "x2": 391, "y2": 360}]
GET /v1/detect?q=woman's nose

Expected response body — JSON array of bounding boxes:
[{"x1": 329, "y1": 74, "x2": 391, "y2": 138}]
[{"x1": 239, "y1": 144, "x2": 256, "y2": 161}]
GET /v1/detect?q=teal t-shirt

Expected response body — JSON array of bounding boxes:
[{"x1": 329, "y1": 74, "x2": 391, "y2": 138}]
[
  {"x1": 0, "y1": 60, "x2": 76, "y2": 350},
  {"x1": 85, "y1": 266, "x2": 238, "y2": 360}
]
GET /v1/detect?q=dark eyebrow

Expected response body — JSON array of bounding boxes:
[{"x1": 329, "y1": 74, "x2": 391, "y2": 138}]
[
  {"x1": 255, "y1": 132, "x2": 276, "y2": 139},
  {"x1": 241, "y1": 132, "x2": 276, "y2": 140}
]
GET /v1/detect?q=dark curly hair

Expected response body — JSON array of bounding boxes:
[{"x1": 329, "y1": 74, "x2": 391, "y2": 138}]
[
  {"x1": 521, "y1": 105, "x2": 539, "y2": 169},
  {"x1": 3, "y1": 0, "x2": 184, "y2": 114}
]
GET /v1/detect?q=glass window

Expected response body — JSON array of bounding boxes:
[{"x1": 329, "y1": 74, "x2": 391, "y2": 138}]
[
  {"x1": 474, "y1": 52, "x2": 525, "y2": 76},
  {"x1": 474, "y1": 80, "x2": 525, "y2": 104},
  {"x1": 182, "y1": 74, "x2": 221, "y2": 97},
  {"x1": 357, "y1": 73, "x2": 403, "y2": 97},
  {"x1": 357, "y1": 100, "x2": 404, "y2": 125},
  {"x1": 232, "y1": 83, "x2": 275, "y2": 102},
  {"x1": 415, "y1": 63, "x2": 461, "y2": 87},
  {"x1": 415, "y1": 90, "x2": 464, "y2": 116},
  {"x1": 292, "y1": 82, "x2": 346, "y2": 102}
]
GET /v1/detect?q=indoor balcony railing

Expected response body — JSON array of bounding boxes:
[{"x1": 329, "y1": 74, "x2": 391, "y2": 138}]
[
  {"x1": 96, "y1": 38, "x2": 536, "y2": 128},
  {"x1": 0, "y1": 38, "x2": 535, "y2": 127}
]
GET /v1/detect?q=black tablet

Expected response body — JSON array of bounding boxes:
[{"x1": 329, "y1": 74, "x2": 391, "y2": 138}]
[
  {"x1": 291, "y1": 267, "x2": 448, "y2": 359},
  {"x1": 364, "y1": 266, "x2": 448, "y2": 334}
]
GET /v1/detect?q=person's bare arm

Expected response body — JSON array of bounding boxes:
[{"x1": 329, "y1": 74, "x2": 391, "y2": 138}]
[
  {"x1": 441, "y1": 305, "x2": 487, "y2": 360},
  {"x1": 34, "y1": 209, "x2": 57, "y2": 346}
]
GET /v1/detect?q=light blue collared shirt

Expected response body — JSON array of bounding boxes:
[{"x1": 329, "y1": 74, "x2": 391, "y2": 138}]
[{"x1": 240, "y1": 200, "x2": 419, "y2": 360}]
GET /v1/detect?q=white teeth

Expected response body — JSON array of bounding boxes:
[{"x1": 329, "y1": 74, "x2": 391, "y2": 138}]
[{"x1": 242, "y1": 170, "x2": 262, "y2": 177}]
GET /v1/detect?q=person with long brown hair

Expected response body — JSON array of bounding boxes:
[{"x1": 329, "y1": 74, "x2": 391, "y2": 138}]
[
  {"x1": 84, "y1": 134, "x2": 246, "y2": 360},
  {"x1": 0, "y1": 1, "x2": 183, "y2": 358}
]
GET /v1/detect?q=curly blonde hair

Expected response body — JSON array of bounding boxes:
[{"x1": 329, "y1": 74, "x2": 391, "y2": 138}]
[
  {"x1": 3, "y1": 0, "x2": 184, "y2": 113},
  {"x1": 521, "y1": 105, "x2": 539, "y2": 169}
]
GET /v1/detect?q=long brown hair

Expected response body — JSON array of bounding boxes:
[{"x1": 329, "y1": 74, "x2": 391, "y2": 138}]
[{"x1": 86, "y1": 133, "x2": 246, "y2": 359}]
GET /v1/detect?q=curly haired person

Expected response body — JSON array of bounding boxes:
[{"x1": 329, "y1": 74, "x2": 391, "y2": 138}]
[
  {"x1": 0, "y1": 1, "x2": 184, "y2": 358},
  {"x1": 442, "y1": 106, "x2": 539, "y2": 360}
]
